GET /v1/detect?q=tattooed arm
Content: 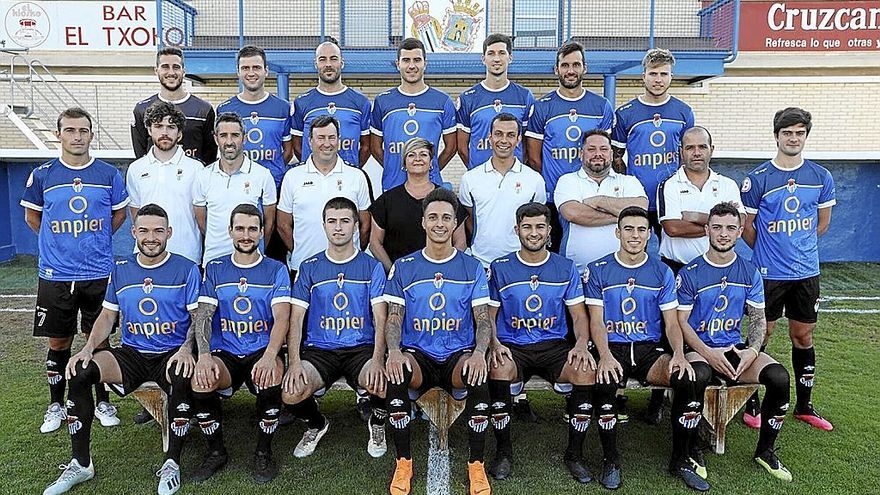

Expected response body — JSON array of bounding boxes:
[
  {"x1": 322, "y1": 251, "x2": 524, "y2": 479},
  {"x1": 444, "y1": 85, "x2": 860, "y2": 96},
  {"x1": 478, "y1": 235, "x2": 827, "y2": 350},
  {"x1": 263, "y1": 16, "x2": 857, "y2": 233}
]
[
  {"x1": 745, "y1": 304, "x2": 767, "y2": 351},
  {"x1": 472, "y1": 304, "x2": 491, "y2": 355},
  {"x1": 384, "y1": 303, "x2": 409, "y2": 385},
  {"x1": 192, "y1": 302, "x2": 219, "y2": 388},
  {"x1": 165, "y1": 307, "x2": 200, "y2": 379}
]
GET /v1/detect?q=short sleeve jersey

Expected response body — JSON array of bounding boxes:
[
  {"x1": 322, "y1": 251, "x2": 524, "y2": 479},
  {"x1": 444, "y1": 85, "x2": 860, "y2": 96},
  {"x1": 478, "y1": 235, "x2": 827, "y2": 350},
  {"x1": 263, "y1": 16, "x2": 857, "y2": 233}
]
[
  {"x1": 489, "y1": 251, "x2": 584, "y2": 345},
  {"x1": 611, "y1": 96, "x2": 694, "y2": 211},
  {"x1": 291, "y1": 250, "x2": 386, "y2": 350},
  {"x1": 741, "y1": 159, "x2": 836, "y2": 280},
  {"x1": 584, "y1": 253, "x2": 678, "y2": 344},
  {"x1": 525, "y1": 89, "x2": 614, "y2": 203},
  {"x1": 384, "y1": 249, "x2": 490, "y2": 361},
  {"x1": 131, "y1": 93, "x2": 217, "y2": 164},
  {"x1": 291, "y1": 86, "x2": 372, "y2": 166},
  {"x1": 456, "y1": 81, "x2": 535, "y2": 169},
  {"x1": 21, "y1": 158, "x2": 129, "y2": 281},
  {"x1": 103, "y1": 253, "x2": 200, "y2": 353},
  {"x1": 677, "y1": 254, "x2": 765, "y2": 348},
  {"x1": 370, "y1": 86, "x2": 457, "y2": 191},
  {"x1": 200, "y1": 255, "x2": 291, "y2": 356},
  {"x1": 216, "y1": 94, "x2": 293, "y2": 188}
]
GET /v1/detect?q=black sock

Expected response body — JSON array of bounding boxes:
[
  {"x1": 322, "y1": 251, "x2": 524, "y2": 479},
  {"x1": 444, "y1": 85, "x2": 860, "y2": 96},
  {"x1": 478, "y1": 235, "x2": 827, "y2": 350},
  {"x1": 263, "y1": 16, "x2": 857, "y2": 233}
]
[
  {"x1": 66, "y1": 361, "x2": 100, "y2": 467},
  {"x1": 368, "y1": 394, "x2": 387, "y2": 427},
  {"x1": 166, "y1": 369, "x2": 193, "y2": 464},
  {"x1": 565, "y1": 385, "x2": 592, "y2": 461},
  {"x1": 193, "y1": 391, "x2": 225, "y2": 453},
  {"x1": 386, "y1": 368, "x2": 413, "y2": 460},
  {"x1": 593, "y1": 383, "x2": 619, "y2": 464},
  {"x1": 756, "y1": 364, "x2": 790, "y2": 456},
  {"x1": 792, "y1": 346, "x2": 815, "y2": 411},
  {"x1": 648, "y1": 388, "x2": 665, "y2": 409},
  {"x1": 464, "y1": 375, "x2": 490, "y2": 463},
  {"x1": 290, "y1": 395, "x2": 325, "y2": 430},
  {"x1": 669, "y1": 362, "x2": 711, "y2": 465},
  {"x1": 47, "y1": 348, "x2": 71, "y2": 405},
  {"x1": 255, "y1": 385, "x2": 282, "y2": 455},
  {"x1": 488, "y1": 379, "x2": 512, "y2": 458}
]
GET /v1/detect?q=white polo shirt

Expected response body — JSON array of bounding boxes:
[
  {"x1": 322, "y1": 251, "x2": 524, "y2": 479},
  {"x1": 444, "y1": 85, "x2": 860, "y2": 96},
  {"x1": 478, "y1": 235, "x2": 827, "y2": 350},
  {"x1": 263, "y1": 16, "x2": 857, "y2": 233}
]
[
  {"x1": 657, "y1": 167, "x2": 745, "y2": 264},
  {"x1": 555, "y1": 168, "x2": 647, "y2": 274},
  {"x1": 458, "y1": 159, "x2": 547, "y2": 267},
  {"x1": 193, "y1": 157, "x2": 277, "y2": 265},
  {"x1": 278, "y1": 156, "x2": 372, "y2": 271},
  {"x1": 127, "y1": 146, "x2": 203, "y2": 263}
]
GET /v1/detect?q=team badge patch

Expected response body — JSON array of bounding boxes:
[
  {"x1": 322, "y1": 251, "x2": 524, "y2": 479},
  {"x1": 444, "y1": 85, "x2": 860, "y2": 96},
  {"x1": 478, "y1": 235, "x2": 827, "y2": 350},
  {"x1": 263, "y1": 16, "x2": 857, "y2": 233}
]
[
  {"x1": 741, "y1": 177, "x2": 751, "y2": 193},
  {"x1": 675, "y1": 274, "x2": 682, "y2": 290},
  {"x1": 720, "y1": 276, "x2": 728, "y2": 291},
  {"x1": 626, "y1": 277, "x2": 636, "y2": 294},
  {"x1": 439, "y1": 0, "x2": 483, "y2": 52},
  {"x1": 337, "y1": 273, "x2": 345, "y2": 289},
  {"x1": 433, "y1": 272, "x2": 444, "y2": 290},
  {"x1": 72, "y1": 177, "x2": 83, "y2": 193},
  {"x1": 238, "y1": 277, "x2": 248, "y2": 293},
  {"x1": 568, "y1": 109, "x2": 578, "y2": 122},
  {"x1": 243, "y1": 181, "x2": 251, "y2": 194},
  {"x1": 249, "y1": 112, "x2": 259, "y2": 125},
  {"x1": 407, "y1": 103, "x2": 417, "y2": 117},
  {"x1": 493, "y1": 99, "x2": 502, "y2": 113},
  {"x1": 327, "y1": 102, "x2": 337, "y2": 115},
  {"x1": 337, "y1": 178, "x2": 343, "y2": 191},
  {"x1": 529, "y1": 274, "x2": 539, "y2": 291},
  {"x1": 143, "y1": 277, "x2": 154, "y2": 294},
  {"x1": 786, "y1": 178, "x2": 797, "y2": 193},
  {"x1": 581, "y1": 266, "x2": 590, "y2": 285},
  {"x1": 653, "y1": 113, "x2": 662, "y2": 127},
  {"x1": 176, "y1": 168, "x2": 184, "y2": 181}
]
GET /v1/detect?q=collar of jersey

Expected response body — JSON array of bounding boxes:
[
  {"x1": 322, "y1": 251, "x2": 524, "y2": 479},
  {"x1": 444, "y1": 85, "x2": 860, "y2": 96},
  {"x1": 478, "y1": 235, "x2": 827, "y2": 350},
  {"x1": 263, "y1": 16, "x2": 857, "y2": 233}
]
[
  {"x1": 577, "y1": 167, "x2": 617, "y2": 181},
  {"x1": 231, "y1": 253, "x2": 263, "y2": 268},
  {"x1": 614, "y1": 251, "x2": 648, "y2": 269},
  {"x1": 305, "y1": 156, "x2": 345, "y2": 175},
  {"x1": 158, "y1": 93, "x2": 192, "y2": 105},
  {"x1": 136, "y1": 251, "x2": 171, "y2": 269},
  {"x1": 236, "y1": 92, "x2": 271, "y2": 105},
  {"x1": 675, "y1": 166, "x2": 718, "y2": 185},
  {"x1": 483, "y1": 158, "x2": 523, "y2": 174},
  {"x1": 421, "y1": 248, "x2": 457, "y2": 264},
  {"x1": 397, "y1": 85, "x2": 430, "y2": 97},
  {"x1": 212, "y1": 157, "x2": 253, "y2": 176},
  {"x1": 315, "y1": 85, "x2": 348, "y2": 96},
  {"x1": 516, "y1": 250, "x2": 550, "y2": 267},
  {"x1": 702, "y1": 252, "x2": 737, "y2": 268},
  {"x1": 479, "y1": 80, "x2": 511, "y2": 92},
  {"x1": 637, "y1": 94, "x2": 671, "y2": 107},
  {"x1": 325, "y1": 249, "x2": 359, "y2": 264},
  {"x1": 147, "y1": 146, "x2": 185, "y2": 167},
  {"x1": 555, "y1": 88, "x2": 586, "y2": 102},
  {"x1": 59, "y1": 157, "x2": 95, "y2": 170},
  {"x1": 770, "y1": 158, "x2": 804, "y2": 172}
]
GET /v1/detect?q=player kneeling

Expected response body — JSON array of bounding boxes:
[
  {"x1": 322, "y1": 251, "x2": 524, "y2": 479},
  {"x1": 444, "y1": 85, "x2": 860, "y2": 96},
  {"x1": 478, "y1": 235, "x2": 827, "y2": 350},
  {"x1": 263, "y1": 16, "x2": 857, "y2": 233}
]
[
  {"x1": 190, "y1": 204, "x2": 292, "y2": 484},
  {"x1": 45, "y1": 205, "x2": 201, "y2": 495},
  {"x1": 282, "y1": 197, "x2": 388, "y2": 459},
  {"x1": 486, "y1": 202, "x2": 598, "y2": 482},
  {"x1": 677, "y1": 202, "x2": 792, "y2": 482}
]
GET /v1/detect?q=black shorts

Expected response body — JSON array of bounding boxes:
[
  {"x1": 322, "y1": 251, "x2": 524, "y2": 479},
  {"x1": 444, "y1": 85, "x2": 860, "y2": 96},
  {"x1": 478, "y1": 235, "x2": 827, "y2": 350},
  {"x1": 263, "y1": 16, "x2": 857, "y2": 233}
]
[
  {"x1": 506, "y1": 339, "x2": 570, "y2": 390},
  {"x1": 591, "y1": 342, "x2": 667, "y2": 386},
  {"x1": 213, "y1": 349, "x2": 264, "y2": 395},
  {"x1": 764, "y1": 276, "x2": 820, "y2": 324},
  {"x1": 104, "y1": 345, "x2": 179, "y2": 396},
  {"x1": 547, "y1": 203, "x2": 563, "y2": 254},
  {"x1": 405, "y1": 348, "x2": 471, "y2": 398},
  {"x1": 33, "y1": 277, "x2": 110, "y2": 338},
  {"x1": 302, "y1": 344, "x2": 374, "y2": 393},
  {"x1": 647, "y1": 210, "x2": 663, "y2": 239},
  {"x1": 660, "y1": 256, "x2": 686, "y2": 276}
]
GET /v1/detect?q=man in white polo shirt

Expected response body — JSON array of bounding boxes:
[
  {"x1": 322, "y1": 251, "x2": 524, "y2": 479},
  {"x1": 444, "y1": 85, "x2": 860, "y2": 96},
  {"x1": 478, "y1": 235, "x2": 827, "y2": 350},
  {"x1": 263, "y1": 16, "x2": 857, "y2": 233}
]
[
  {"x1": 656, "y1": 126, "x2": 744, "y2": 273},
  {"x1": 194, "y1": 112, "x2": 277, "y2": 265},
  {"x1": 459, "y1": 113, "x2": 546, "y2": 267},
  {"x1": 556, "y1": 129, "x2": 647, "y2": 274},
  {"x1": 277, "y1": 115, "x2": 372, "y2": 275},
  {"x1": 127, "y1": 100, "x2": 203, "y2": 264}
]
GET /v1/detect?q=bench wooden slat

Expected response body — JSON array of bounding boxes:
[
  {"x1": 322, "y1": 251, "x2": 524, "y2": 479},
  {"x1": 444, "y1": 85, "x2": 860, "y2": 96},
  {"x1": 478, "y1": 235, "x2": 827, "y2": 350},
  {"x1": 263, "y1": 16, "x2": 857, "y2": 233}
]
[{"x1": 131, "y1": 382, "x2": 170, "y2": 452}]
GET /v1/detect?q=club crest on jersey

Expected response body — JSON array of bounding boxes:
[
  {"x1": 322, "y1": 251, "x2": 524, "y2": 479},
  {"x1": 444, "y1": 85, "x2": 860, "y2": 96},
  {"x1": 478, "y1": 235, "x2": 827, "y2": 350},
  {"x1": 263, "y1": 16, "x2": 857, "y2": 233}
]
[
  {"x1": 243, "y1": 181, "x2": 251, "y2": 194},
  {"x1": 249, "y1": 112, "x2": 259, "y2": 125},
  {"x1": 337, "y1": 178, "x2": 343, "y2": 191},
  {"x1": 176, "y1": 168, "x2": 184, "y2": 181},
  {"x1": 712, "y1": 184, "x2": 718, "y2": 196},
  {"x1": 741, "y1": 177, "x2": 752, "y2": 193},
  {"x1": 568, "y1": 109, "x2": 578, "y2": 122},
  {"x1": 337, "y1": 272, "x2": 345, "y2": 289},
  {"x1": 238, "y1": 277, "x2": 248, "y2": 293},
  {"x1": 434, "y1": 272, "x2": 444, "y2": 290},
  {"x1": 720, "y1": 276, "x2": 728, "y2": 291},
  {"x1": 327, "y1": 102, "x2": 337, "y2": 115},
  {"x1": 407, "y1": 103, "x2": 417, "y2": 117},
  {"x1": 652, "y1": 113, "x2": 662, "y2": 128},
  {"x1": 581, "y1": 266, "x2": 590, "y2": 285},
  {"x1": 786, "y1": 178, "x2": 797, "y2": 193},
  {"x1": 529, "y1": 274, "x2": 539, "y2": 291},
  {"x1": 72, "y1": 177, "x2": 83, "y2": 193},
  {"x1": 626, "y1": 277, "x2": 636, "y2": 294},
  {"x1": 493, "y1": 99, "x2": 503, "y2": 113},
  {"x1": 143, "y1": 277, "x2": 154, "y2": 294},
  {"x1": 515, "y1": 181, "x2": 522, "y2": 194}
]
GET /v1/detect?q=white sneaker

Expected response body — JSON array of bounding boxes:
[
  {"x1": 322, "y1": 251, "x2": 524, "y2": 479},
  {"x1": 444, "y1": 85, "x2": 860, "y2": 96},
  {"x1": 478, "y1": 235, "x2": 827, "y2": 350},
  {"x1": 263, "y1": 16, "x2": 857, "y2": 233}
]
[
  {"x1": 366, "y1": 422, "x2": 387, "y2": 458},
  {"x1": 293, "y1": 418, "x2": 330, "y2": 458},
  {"x1": 95, "y1": 401, "x2": 121, "y2": 427},
  {"x1": 43, "y1": 459, "x2": 94, "y2": 495},
  {"x1": 156, "y1": 459, "x2": 181, "y2": 495},
  {"x1": 41, "y1": 403, "x2": 66, "y2": 433}
]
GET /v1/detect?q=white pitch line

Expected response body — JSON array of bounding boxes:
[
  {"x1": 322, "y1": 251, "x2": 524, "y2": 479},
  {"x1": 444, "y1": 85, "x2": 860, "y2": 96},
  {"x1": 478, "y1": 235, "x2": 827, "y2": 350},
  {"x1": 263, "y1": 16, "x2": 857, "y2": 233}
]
[
  {"x1": 821, "y1": 309, "x2": 880, "y2": 314},
  {"x1": 821, "y1": 296, "x2": 880, "y2": 301},
  {"x1": 0, "y1": 294, "x2": 36, "y2": 298},
  {"x1": 0, "y1": 309, "x2": 32, "y2": 312}
]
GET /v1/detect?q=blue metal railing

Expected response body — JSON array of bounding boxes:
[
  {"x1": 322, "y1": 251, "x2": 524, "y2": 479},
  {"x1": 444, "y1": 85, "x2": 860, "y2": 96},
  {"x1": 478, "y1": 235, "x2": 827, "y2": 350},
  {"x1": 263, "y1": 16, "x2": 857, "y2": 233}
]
[{"x1": 698, "y1": 0, "x2": 740, "y2": 62}]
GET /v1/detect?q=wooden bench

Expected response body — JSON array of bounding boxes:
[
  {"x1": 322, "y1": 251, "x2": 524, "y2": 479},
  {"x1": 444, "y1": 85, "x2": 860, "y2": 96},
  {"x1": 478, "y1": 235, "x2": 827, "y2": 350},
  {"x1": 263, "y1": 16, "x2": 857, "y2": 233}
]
[{"x1": 131, "y1": 382, "x2": 170, "y2": 452}]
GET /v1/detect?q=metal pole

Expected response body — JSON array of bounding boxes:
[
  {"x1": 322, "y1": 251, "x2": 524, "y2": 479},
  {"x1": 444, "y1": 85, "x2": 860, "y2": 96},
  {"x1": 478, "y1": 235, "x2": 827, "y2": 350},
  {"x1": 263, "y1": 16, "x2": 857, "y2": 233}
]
[
  {"x1": 238, "y1": 0, "x2": 245, "y2": 48},
  {"x1": 511, "y1": 0, "x2": 516, "y2": 44},
  {"x1": 388, "y1": 0, "x2": 393, "y2": 47},
  {"x1": 603, "y1": 74, "x2": 616, "y2": 108},
  {"x1": 340, "y1": 0, "x2": 346, "y2": 46},
  {"x1": 649, "y1": 0, "x2": 656, "y2": 49},
  {"x1": 566, "y1": 0, "x2": 571, "y2": 41},
  {"x1": 557, "y1": 0, "x2": 564, "y2": 45},
  {"x1": 156, "y1": 0, "x2": 163, "y2": 48},
  {"x1": 276, "y1": 72, "x2": 289, "y2": 102},
  {"x1": 727, "y1": 0, "x2": 741, "y2": 62},
  {"x1": 320, "y1": 0, "x2": 326, "y2": 42}
]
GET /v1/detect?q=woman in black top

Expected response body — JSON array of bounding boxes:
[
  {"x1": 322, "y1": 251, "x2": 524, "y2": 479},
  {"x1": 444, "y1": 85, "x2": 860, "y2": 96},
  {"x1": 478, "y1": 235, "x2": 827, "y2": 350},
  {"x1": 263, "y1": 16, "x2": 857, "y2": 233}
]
[{"x1": 369, "y1": 137, "x2": 467, "y2": 271}]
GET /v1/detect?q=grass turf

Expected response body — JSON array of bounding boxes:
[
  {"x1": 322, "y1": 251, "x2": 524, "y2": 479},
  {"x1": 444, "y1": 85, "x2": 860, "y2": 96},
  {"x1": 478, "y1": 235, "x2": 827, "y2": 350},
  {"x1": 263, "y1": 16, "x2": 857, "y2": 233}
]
[{"x1": 1, "y1": 257, "x2": 878, "y2": 494}]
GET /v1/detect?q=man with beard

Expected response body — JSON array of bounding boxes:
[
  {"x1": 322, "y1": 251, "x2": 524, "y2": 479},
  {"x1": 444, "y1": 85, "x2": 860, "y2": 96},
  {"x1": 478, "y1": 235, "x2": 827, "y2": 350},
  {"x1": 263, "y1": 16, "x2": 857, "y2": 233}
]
[
  {"x1": 556, "y1": 130, "x2": 647, "y2": 275},
  {"x1": 456, "y1": 33, "x2": 534, "y2": 170},
  {"x1": 132, "y1": 47, "x2": 216, "y2": 164},
  {"x1": 291, "y1": 41, "x2": 372, "y2": 166},
  {"x1": 371, "y1": 38, "x2": 457, "y2": 191},
  {"x1": 525, "y1": 42, "x2": 613, "y2": 253},
  {"x1": 740, "y1": 108, "x2": 836, "y2": 432},
  {"x1": 22, "y1": 107, "x2": 128, "y2": 434},
  {"x1": 677, "y1": 202, "x2": 793, "y2": 483},
  {"x1": 190, "y1": 204, "x2": 292, "y2": 484},
  {"x1": 485, "y1": 202, "x2": 598, "y2": 483},
  {"x1": 193, "y1": 113, "x2": 277, "y2": 267},
  {"x1": 43, "y1": 204, "x2": 201, "y2": 495}
]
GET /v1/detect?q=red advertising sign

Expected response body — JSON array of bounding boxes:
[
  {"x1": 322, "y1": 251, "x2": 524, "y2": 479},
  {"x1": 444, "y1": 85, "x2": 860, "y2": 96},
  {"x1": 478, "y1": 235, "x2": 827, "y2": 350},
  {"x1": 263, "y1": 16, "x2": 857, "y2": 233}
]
[{"x1": 739, "y1": 1, "x2": 880, "y2": 51}]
